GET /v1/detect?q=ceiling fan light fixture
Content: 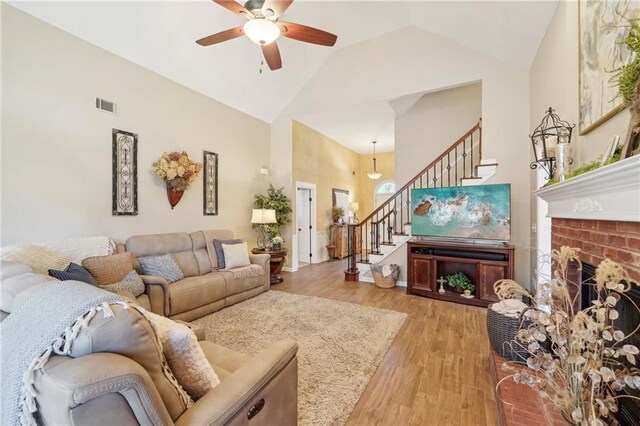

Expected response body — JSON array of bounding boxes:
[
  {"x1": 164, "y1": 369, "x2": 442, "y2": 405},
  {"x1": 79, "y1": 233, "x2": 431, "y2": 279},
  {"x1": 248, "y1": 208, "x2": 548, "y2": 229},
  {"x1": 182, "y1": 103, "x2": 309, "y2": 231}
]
[{"x1": 243, "y1": 18, "x2": 280, "y2": 45}]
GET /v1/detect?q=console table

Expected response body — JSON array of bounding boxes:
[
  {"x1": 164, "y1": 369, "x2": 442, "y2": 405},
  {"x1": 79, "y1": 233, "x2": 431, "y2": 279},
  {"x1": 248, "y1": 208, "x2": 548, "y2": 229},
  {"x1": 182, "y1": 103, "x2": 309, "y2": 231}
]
[
  {"x1": 252, "y1": 248, "x2": 288, "y2": 284},
  {"x1": 406, "y1": 240, "x2": 514, "y2": 307}
]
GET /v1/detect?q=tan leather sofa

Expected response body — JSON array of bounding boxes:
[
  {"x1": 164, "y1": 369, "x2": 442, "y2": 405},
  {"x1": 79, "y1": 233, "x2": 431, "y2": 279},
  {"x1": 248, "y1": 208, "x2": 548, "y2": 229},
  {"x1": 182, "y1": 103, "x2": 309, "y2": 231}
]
[
  {"x1": 125, "y1": 230, "x2": 270, "y2": 321},
  {"x1": 32, "y1": 303, "x2": 298, "y2": 425}
]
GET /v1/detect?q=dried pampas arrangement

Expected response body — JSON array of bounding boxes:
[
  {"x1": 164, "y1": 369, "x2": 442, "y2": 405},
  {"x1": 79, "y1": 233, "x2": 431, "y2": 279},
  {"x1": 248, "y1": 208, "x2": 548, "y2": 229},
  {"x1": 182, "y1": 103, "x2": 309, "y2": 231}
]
[{"x1": 495, "y1": 246, "x2": 640, "y2": 425}]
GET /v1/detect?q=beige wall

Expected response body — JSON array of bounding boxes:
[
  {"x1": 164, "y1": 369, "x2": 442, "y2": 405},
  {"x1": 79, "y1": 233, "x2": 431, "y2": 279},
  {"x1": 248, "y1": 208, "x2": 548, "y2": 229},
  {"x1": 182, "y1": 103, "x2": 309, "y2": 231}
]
[
  {"x1": 529, "y1": 0, "x2": 633, "y2": 286},
  {"x1": 273, "y1": 27, "x2": 532, "y2": 283},
  {"x1": 292, "y1": 120, "x2": 361, "y2": 238},
  {"x1": 395, "y1": 83, "x2": 482, "y2": 185},
  {"x1": 1, "y1": 5, "x2": 270, "y2": 245},
  {"x1": 358, "y1": 152, "x2": 395, "y2": 219}
]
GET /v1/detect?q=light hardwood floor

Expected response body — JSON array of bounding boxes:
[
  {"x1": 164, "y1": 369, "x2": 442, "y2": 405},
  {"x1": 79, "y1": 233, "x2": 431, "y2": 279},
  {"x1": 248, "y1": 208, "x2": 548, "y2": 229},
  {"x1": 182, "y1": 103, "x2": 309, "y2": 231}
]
[{"x1": 277, "y1": 259, "x2": 499, "y2": 426}]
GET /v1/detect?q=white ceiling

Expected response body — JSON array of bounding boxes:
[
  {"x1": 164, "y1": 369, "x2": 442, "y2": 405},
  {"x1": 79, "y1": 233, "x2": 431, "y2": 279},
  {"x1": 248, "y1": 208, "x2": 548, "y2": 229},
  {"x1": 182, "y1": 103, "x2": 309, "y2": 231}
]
[{"x1": 9, "y1": 0, "x2": 558, "y2": 152}]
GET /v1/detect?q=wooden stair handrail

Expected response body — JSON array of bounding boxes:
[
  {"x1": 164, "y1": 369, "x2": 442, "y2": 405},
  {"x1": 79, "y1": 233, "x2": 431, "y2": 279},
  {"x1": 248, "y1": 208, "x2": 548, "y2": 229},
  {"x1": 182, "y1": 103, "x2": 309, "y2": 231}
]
[{"x1": 357, "y1": 120, "x2": 481, "y2": 225}]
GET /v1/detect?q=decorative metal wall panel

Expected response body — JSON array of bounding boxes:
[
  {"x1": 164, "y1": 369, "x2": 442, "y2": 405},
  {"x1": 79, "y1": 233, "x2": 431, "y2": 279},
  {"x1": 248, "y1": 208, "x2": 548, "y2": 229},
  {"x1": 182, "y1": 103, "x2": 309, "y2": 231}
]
[
  {"x1": 112, "y1": 129, "x2": 138, "y2": 215},
  {"x1": 203, "y1": 151, "x2": 218, "y2": 215}
]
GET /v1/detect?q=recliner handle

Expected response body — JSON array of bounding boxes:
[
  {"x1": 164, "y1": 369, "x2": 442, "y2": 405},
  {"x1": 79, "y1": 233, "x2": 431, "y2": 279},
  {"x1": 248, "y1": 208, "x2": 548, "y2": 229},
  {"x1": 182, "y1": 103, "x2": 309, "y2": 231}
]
[{"x1": 247, "y1": 399, "x2": 265, "y2": 420}]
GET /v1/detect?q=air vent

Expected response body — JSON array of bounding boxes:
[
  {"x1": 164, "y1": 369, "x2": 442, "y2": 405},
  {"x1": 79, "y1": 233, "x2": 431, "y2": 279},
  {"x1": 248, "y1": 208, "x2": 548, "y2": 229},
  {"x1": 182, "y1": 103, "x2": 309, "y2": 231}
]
[{"x1": 95, "y1": 97, "x2": 118, "y2": 114}]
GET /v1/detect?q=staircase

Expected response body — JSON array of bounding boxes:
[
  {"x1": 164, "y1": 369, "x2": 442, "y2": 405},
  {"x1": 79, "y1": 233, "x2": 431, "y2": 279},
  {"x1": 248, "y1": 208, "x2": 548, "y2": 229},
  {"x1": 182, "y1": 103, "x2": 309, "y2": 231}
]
[{"x1": 344, "y1": 120, "x2": 498, "y2": 283}]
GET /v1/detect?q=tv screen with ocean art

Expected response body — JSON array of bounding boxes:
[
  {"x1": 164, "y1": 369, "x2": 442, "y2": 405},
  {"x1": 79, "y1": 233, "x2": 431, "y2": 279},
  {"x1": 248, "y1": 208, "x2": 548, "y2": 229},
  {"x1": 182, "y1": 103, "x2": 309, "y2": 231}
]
[{"x1": 411, "y1": 184, "x2": 511, "y2": 241}]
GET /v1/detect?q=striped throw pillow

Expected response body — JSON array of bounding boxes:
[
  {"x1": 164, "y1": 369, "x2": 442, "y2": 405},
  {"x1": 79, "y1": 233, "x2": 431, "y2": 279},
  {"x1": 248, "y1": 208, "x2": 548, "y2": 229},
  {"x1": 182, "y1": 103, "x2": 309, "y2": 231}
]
[{"x1": 138, "y1": 254, "x2": 184, "y2": 283}]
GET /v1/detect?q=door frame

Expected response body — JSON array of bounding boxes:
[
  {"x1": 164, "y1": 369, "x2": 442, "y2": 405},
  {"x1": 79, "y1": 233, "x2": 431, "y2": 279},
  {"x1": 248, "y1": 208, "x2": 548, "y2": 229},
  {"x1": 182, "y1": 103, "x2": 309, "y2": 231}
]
[{"x1": 292, "y1": 181, "x2": 317, "y2": 271}]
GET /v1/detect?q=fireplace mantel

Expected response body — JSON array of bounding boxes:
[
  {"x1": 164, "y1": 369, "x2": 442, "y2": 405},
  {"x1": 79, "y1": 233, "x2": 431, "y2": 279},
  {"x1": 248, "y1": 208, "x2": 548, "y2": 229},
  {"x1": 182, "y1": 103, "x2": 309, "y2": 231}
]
[{"x1": 534, "y1": 155, "x2": 640, "y2": 222}]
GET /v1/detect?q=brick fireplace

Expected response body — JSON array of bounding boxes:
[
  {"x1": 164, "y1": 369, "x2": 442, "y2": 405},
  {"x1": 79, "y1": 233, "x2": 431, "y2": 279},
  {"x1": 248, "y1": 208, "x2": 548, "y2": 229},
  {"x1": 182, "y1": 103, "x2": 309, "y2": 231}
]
[
  {"x1": 535, "y1": 155, "x2": 640, "y2": 281},
  {"x1": 535, "y1": 156, "x2": 640, "y2": 426},
  {"x1": 551, "y1": 218, "x2": 640, "y2": 282}
]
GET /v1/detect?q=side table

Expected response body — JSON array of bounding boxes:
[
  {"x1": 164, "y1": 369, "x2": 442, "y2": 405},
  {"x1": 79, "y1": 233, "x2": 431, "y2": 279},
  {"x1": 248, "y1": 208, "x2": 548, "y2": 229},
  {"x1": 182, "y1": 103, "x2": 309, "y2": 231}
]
[{"x1": 252, "y1": 248, "x2": 288, "y2": 284}]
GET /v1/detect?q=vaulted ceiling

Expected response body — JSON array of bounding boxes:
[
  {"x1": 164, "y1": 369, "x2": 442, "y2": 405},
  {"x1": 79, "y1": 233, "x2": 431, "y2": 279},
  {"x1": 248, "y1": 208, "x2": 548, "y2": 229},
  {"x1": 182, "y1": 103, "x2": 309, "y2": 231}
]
[{"x1": 10, "y1": 0, "x2": 558, "y2": 127}]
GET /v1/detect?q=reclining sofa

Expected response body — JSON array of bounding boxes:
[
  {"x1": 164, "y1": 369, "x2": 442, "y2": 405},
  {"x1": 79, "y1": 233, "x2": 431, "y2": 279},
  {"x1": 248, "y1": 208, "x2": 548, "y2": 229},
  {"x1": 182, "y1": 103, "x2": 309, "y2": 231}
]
[
  {"x1": 125, "y1": 230, "x2": 270, "y2": 321},
  {"x1": 32, "y1": 303, "x2": 298, "y2": 425}
]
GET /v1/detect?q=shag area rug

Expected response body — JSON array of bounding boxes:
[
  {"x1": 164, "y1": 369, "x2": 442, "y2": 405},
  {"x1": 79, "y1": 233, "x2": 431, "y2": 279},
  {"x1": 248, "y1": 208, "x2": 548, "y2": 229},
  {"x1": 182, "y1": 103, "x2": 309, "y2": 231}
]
[{"x1": 191, "y1": 291, "x2": 407, "y2": 426}]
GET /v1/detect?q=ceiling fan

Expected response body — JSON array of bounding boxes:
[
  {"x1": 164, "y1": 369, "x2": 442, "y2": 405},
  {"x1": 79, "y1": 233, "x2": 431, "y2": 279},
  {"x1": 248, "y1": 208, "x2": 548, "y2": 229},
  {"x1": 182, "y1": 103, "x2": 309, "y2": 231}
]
[{"x1": 196, "y1": 0, "x2": 337, "y2": 71}]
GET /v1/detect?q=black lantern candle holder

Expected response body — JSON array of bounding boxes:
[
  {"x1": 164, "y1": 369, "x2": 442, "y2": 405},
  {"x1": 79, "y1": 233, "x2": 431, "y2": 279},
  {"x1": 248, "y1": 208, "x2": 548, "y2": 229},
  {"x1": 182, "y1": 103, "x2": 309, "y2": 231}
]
[{"x1": 529, "y1": 107, "x2": 575, "y2": 180}]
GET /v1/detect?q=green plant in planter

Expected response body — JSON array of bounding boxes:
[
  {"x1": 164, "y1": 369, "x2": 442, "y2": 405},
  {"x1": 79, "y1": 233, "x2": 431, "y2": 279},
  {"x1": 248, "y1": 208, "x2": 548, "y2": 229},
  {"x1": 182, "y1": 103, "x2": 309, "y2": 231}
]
[
  {"x1": 254, "y1": 185, "x2": 292, "y2": 239},
  {"x1": 331, "y1": 207, "x2": 345, "y2": 224},
  {"x1": 612, "y1": 17, "x2": 640, "y2": 107},
  {"x1": 446, "y1": 272, "x2": 475, "y2": 294}
]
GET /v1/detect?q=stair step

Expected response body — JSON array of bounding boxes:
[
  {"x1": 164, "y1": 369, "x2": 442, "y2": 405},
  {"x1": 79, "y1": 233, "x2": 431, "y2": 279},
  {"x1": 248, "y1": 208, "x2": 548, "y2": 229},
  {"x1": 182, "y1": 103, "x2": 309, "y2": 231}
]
[
  {"x1": 475, "y1": 163, "x2": 498, "y2": 169},
  {"x1": 380, "y1": 242, "x2": 396, "y2": 246}
]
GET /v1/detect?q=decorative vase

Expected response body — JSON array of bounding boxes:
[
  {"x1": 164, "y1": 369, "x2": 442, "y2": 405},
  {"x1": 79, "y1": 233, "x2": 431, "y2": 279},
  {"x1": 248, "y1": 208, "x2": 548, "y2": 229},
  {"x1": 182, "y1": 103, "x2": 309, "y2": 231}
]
[
  {"x1": 272, "y1": 243, "x2": 282, "y2": 251},
  {"x1": 166, "y1": 182, "x2": 184, "y2": 209}
]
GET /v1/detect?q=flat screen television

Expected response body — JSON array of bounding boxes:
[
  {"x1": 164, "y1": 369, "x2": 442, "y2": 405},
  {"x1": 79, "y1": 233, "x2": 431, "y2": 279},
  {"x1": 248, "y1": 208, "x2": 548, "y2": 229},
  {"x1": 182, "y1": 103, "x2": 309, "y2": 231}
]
[{"x1": 411, "y1": 184, "x2": 511, "y2": 241}]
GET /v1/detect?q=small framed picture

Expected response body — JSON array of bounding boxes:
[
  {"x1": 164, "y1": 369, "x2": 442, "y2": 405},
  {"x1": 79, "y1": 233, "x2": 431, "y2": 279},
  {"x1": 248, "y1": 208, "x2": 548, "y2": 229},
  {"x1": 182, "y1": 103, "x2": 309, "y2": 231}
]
[
  {"x1": 600, "y1": 135, "x2": 620, "y2": 166},
  {"x1": 622, "y1": 126, "x2": 640, "y2": 159}
]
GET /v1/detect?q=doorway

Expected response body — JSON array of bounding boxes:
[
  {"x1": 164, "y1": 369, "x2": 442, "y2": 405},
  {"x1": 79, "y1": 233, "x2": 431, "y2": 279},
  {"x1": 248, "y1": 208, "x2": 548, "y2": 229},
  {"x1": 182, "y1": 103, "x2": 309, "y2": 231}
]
[{"x1": 295, "y1": 182, "x2": 317, "y2": 270}]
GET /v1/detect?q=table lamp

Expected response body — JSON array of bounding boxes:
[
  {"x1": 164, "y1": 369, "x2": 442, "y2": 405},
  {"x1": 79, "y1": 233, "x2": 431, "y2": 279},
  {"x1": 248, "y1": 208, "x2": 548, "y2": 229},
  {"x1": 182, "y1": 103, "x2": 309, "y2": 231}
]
[{"x1": 251, "y1": 208, "x2": 277, "y2": 248}]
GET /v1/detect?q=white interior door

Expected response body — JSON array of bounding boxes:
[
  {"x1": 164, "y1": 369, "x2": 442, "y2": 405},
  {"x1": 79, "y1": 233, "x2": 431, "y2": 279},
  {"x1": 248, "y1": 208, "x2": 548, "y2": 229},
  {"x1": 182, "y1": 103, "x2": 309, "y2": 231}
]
[{"x1": 297, "y1": 188, "x2": 311, "y2": 263}]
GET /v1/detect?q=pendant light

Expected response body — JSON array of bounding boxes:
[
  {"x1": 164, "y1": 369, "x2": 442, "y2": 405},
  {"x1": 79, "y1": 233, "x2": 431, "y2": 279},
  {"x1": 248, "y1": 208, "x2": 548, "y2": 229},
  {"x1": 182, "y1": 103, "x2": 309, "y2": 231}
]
[{"x1": 367, "y1": 141, "x2": 382, "y2": 180}]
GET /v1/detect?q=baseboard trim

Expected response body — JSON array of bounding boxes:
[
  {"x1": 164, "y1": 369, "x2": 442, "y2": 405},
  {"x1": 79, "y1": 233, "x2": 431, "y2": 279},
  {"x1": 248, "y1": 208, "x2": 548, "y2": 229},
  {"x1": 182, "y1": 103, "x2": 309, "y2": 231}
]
[{"x1": 283, "y1": 266, "x2": 298, "y2": 272}]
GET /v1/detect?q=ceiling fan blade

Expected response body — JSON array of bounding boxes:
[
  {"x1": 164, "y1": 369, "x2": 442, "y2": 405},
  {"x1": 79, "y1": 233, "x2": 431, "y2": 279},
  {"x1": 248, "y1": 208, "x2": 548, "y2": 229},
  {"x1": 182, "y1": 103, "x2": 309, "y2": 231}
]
[
  {"x1": 262, "y1": 0, "x2": 293, "y2": 19},
  {"x1": 278, "y1": 22, "x2": 337, "y2": 46},
  {"x1": 213, "y1": 0, "x2": 253, "y2": 18},
  {"x1": 262, "y1": 42, "x2": 282, "y2": 70},
  {"x1": 196, "y1": 27, "x2": 244, "y2": 46}
]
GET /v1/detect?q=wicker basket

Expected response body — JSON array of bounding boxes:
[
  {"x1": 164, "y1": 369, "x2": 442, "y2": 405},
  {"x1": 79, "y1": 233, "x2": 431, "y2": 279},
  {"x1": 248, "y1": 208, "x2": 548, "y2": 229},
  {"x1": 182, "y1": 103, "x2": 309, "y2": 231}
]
[
  {"x1": 370, "y1": 264, "x2": 400, "y2": 288},
  {"x1": 487, "y1": 304, "x2": 531, "y2": 362}
]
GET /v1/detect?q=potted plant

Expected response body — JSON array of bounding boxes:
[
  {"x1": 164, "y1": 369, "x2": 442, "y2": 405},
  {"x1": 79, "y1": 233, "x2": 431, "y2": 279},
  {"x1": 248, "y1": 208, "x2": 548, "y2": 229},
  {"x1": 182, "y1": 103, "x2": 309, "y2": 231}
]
[
  {"x1": 331, "y1": 207, "x2": 345, "y2": 224},
  {"x1": 271, "y1": 236, "x2": 284, "y2": 251},
  {"x1": 612, "y1": 17, "x2": 640, "y2": 158},
  {"x1": 254, "y1": 185, "x2": 292, "y2": 240},
  {"x1": 326, "y1": 222, "x2": 336, "y2": 259},
  {"x1": 446, "y1": 272, "x2": 475, "y2": 295}
]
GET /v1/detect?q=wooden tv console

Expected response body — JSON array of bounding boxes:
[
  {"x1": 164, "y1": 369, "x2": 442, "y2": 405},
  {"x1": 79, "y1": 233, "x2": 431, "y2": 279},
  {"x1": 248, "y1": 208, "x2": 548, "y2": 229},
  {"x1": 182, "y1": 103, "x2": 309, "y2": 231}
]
[{"x1": 407, "y1": 239, "x2": 515, "y2": 307}]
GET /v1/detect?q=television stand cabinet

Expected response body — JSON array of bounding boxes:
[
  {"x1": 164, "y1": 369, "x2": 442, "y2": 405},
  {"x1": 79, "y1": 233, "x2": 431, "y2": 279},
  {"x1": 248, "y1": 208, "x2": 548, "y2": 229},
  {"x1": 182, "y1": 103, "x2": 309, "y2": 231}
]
[{"x1": 407, "y1": 240, "x2": 515, "y2": 307}]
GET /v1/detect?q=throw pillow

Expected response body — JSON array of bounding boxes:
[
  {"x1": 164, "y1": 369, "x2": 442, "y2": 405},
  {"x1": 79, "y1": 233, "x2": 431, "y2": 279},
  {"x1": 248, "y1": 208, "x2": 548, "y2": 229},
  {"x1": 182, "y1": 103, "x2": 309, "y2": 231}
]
[
  {"x1": 212, "y1": 239, "x2": 242, "y2": 269},
  {"x1": 145, "y1": 311, "x2": 220, "y2": 400},
  {"x1": 48, "y1": 262, "x2": 98, "y2": 286},
  {"x1": 138, "y1": 254, "x2": 184, "y2": 283},
  {"x1": 222, "y1": 242, "x2": 251, "y2": 269},
  {"x1": 101, "y1": 270, "x2": 145, "y2": 298},
  {"x1": 82, "y1": 252, "x2": 134, "y2": 285}
]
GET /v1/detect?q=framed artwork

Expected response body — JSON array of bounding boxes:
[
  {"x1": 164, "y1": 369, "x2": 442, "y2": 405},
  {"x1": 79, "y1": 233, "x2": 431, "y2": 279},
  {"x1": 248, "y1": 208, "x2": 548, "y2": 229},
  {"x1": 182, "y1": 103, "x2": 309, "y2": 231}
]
[
  {"x1": 203, "y1": 151, "x2": 218, "y2": 215},
  {"x1": 112, "y1": 129, "x2": 137, "y2": 215},
  {"x1": 332, "y1": 188, "x2": 349, "y2": 224},
  {"x1": 578, "y1": 0, "x2": 638, "y2": 135}
]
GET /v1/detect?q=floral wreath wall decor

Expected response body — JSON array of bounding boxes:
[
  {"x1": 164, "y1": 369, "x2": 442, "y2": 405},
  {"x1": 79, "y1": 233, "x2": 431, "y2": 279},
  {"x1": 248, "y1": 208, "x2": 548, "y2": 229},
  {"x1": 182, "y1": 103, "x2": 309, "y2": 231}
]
[{"x1": 152, "y1": 151, "x2": 202, "y2": 209}]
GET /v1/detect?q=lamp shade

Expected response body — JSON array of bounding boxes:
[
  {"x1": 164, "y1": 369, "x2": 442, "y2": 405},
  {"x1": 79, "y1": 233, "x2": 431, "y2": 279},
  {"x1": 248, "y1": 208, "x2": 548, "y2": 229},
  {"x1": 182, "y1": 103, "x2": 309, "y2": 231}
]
[
  {"x1": 243, "y1": 19, "x2": 280, "y2": 46},
  {"x1": 351, "y1": 202, "x2": 359, "y2": 212},
  {"x1": 251, "y1": 208, "x2": 277, "y2": 224}
]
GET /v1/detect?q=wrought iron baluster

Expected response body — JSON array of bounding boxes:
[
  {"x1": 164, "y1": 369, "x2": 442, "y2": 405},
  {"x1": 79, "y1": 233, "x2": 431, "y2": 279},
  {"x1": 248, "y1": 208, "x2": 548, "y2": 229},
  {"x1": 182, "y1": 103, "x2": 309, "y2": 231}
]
[
  {"x1": 462, "y1": 138, "x2": 467, "y2": 178},
  {"x1": 455, "y1": 145, "x2": 458, "y2": 185},
  {"x1": 469, "y1": 133, "x2": 475, "y2": 177},
  {"x1": 447, "y1": 152, "x2": 451, "y2": 186}
]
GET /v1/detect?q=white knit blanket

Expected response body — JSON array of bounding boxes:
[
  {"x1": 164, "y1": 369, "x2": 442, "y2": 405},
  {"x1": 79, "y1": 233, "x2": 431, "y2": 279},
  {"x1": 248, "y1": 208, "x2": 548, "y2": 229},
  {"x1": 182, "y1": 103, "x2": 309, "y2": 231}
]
[
  {"x1": 230, "y1": 264, "x2": 265, "y2": 279},
  {"x1": 1, "y1": 237, "x2": 115, "y2": 274}
]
